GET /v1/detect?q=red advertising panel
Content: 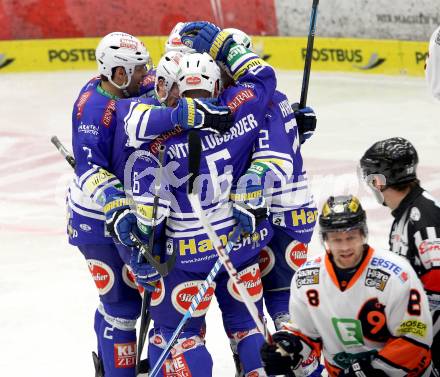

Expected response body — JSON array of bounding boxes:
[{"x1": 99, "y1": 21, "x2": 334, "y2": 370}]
[{"x1": 0, "y1": 0, "x2": 277, "y2": 40}]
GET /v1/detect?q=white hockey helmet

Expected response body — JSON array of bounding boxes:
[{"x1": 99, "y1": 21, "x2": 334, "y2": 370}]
[
  {"x1": 177, "y1": 53, "x2": 221, "y2": 97},
  {"x1": 155, "y1": 51, "x2": 183, "y2": 102},
  {"x1": 224, "y1": 28, "x2": 253, "y2": 50},
  {"x1": 165, "y1": 22, "x2": 195, "y2": 54},
  {"x1": 96, "y1": 32, "x2": 150, "y2": 90},
  {"x1": 426, "y1": 26, "x2": 440, "y2": 100}
]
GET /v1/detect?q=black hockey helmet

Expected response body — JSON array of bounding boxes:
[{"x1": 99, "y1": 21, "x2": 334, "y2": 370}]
[
  {"x1": 360, "y1": 137, "x2": 418, "y2": 186},
  {"x1": 319, "y1": 195, "x2": 367, "y2": 237}
]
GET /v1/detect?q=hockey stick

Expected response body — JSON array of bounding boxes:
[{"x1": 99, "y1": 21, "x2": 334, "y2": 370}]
[
  {"x1": 135, "y1": 145, "x2": 166, "y2": 375},
  {"x1": 50, "y1": 135, "x2": 175, "y2": 276},
  {"x1": 299, "y1": 0, "x2": 319, "y2": 108},
  {"x1": 187, "y1": 132, "x2": 271, "y2": 342}
]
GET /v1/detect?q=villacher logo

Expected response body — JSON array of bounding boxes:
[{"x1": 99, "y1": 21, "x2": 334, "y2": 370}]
[
  {"x1": 0, "y1": 53, "x2": 14, "y2": 69},
  {"x1": 354, "y1": 52, "x2": 386, "y2": 70}
]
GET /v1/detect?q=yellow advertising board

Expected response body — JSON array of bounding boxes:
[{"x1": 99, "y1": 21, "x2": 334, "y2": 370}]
[{"x1": 0, "y1": 36, "x2": 429, "y2": 76}]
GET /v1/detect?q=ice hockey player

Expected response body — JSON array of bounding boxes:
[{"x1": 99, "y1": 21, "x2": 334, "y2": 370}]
[
  {"x1": 426, "y1": 26, "x2": 440, "y2": 100},
  {"x1": 261, "y1": 195, "x2": 435, "y2": 376},
  {"x1": 127, "y1": 21, "x2": 278, "y2": 377},
  {"x1": 360, "y1": 137, "x2": 440, "y2": 371},
  {"x1": 67, "y1": 31, "x2": 151, "y2": 377},
  {"x1": 217, "y1": 27, "x2": 320, "y2": 376}
]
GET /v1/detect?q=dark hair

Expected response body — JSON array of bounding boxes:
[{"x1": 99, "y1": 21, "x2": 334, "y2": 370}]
[
  {"x1": 388, "y1": 179, "x2": 419, "y2": 192},
  {"x1": 100, "y1": 67, "x2": 119, "y2": 82}
]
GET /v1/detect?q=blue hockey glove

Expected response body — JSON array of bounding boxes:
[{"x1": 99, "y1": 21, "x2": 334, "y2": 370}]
[
  {"x1": 232, "y1": 174, "x2": 268, "y2": 234},
  {"x1": 338, "y1": 359, "x2": 388, "y2": 377},
  {"x1": 103, "y1": 194, "x2": 139, "y2": 247},
  {"x1": 129, "y1": 250, "x2": 160, "y2": 292},
  {"x1": 260, "y1": 331, "x2": 303, "y2": 376},
  {"x1": 291, "y1": 103, "x2": 317, "y2": 144},
  {"x1": 180, "y1": 21, "x2": 234, "y2": 62},
  {"x1": 171, "y1": 97, "x2": 233, "y2": 133}
]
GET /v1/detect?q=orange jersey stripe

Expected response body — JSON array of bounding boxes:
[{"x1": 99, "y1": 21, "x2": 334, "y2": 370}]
[{"x1": 378, "y1": 337, "x2": 431, "y2": 374}]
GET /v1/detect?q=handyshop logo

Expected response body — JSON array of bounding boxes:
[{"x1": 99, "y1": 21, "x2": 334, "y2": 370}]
[
  {"x1": 302, "y1": 48, "x2": 386, "y2": 70},
  {"x1": 0, "y1": 53, "x2": 14, "y2": 69}
]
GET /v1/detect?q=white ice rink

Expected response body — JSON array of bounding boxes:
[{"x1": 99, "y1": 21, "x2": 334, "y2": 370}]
[{"x1": 1, "y1": 69, "x2": 439, "y2": 376}]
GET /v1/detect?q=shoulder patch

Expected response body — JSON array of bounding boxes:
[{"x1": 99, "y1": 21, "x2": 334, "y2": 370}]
[
  {"x1": 227, "y1": 88, "x2": 255, "y2": 113},
  {"x1": 101, "y1": 99, "x2": 117, "y2": 128},
  {"x1": 410, "y1": 207, "x2": 421, "y2": 221},
  {"x1": 76, "y1": 91, "x2": 92, "y2": 119}
]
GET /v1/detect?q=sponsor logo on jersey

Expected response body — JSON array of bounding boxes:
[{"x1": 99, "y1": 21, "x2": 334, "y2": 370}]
[
  {"x1": 114, "y1": 342, "x2": 136, "y2": 368},
  {"x1": 76, "y1": 91, "x2": 92, "y2": 119},
  {"x1": 227, "y1": 263, "x2": 263, "y2": 303},
  {"x1": 410, "y1": 207, "x2": 421, "y2": 221},
  {"x1": 259, "y1": 246, "x2": 275, "y2": 277},
  {"x1": 286, "y1": 240, "x2": 308, "y2": 271},
  {"x1": 163, "y1": 354, "x2": 191, "y2": 376},
  {"x1": 121, "y1": 265, "x2": 138, "y2": 290},
  {"x1": 149, "y1": 126, "x2": 183, "y2": 154},
  {"x1": 185, "y1": 76, "x2": 202, "y2": 85},
  {"x1": 296, "y1": 267, "x2": 319, "y2": 288},
  {"x1": 333, "y1": 350, "x2": 378, "y2": 369},
  {"x1": 397, "y1": 320, "x2": 427, "y2": 338},
  {"x1": 371, "y1": 257, "x2": 403, "y2": 275},
  {"x1": 171, "y1": 280, "x2": 216, "y2": 316},
  {"x1": 48, "y1": 48, "x2": 96, "y2": 63},
  {"x1": 141, "y1": 73, "x2": 155, "y2": 86},
  {"x1": 151, "y1": 278, "x2": 165, "y2": 306},
  {"x1": 101, "y1": 99, "x2": 116, "y2": 128},
  {"x1": 418, "y1": 239, "x2": 440, "y2": 255},
  {"x1": 181, "y1": 339, "x2": 196, "y2": 350},
  {"x1": 78, "y1": 123, "x2": 99, "y2": 136},
  {"x1": 0, "y1": 53, "x2": 14, "y2": 69},
  {"x1": 227, "y1": 89, "x2": 255, "y2": 113},
  {"x1": 87, "y1": 259, "x2": 114, "y2": 295},
  {"x1": 332, "y1": 318, "x2": 364, "y2": 346},
  {"x1": 364, "y1": 268, "x2": 390, "y2": 291},
  {"x1": 79, "y1": 223, "x2": 92, "y2": 232},
  {"x1": 152, "y1": 334, "x2": 164, "y2": 346},
  {"x1": 291, "y1": 208, "x2": 318, "y2": 227},
  {"x1": 178, "y1": 227, "x2": 269, "y2": 256}
]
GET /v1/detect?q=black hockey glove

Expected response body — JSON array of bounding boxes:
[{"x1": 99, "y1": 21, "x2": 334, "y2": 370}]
[
  {"x1": 291, "y1": 102, "x2": 317, "y2": 144},
  {"x1": 260, "y1": 331, "x2": 303, "y2": 376},
  {"x1": 338, "y1": 359, "x2": 389, "y2": 377}
]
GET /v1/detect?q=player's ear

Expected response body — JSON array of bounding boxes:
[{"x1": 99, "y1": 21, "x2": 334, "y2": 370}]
[{"x1": 113, "y1": 66, "x2": 127, "y2": 85}]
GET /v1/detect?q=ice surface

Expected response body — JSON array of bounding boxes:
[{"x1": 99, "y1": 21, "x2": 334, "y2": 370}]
[{"x1": 0, "y1": 69, "x2": 439, "y2": 376}]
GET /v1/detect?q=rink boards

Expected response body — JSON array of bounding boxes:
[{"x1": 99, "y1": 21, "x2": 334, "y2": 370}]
[{"x1": 0, "y1": 36, "x2": 429, "y2": 76}]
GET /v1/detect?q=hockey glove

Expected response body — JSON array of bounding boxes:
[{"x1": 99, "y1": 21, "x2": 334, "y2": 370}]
[
  {"x1": 291, "y1": 103, "x2": 317, "y2": 144},
  {"x1": 171, "y1": 97, "x2": 233, "y2": 133},
  {"x1": 180, "y1": 21, "x2": 234, "y2": 62},
  {"x1": 232, "y1": 173, "x2": 268, "y2": 234},
  {"x1": 260, "y1": 331, "x2": 303, "y2": 376},
  {"x1": 338, "y1": 359, "x2": 389, "y2": 377},
  {"x1": 129, "y1": 250, "x2": 160, "y2": 292},
  {"x1": 103, "y1": 193, "x2": 139, "y2": 247}
]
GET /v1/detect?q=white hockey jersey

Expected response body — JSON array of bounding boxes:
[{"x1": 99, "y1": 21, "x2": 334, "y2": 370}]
[{"x1": 289, "y1": 247, "x2": 433, "y2": 377}]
